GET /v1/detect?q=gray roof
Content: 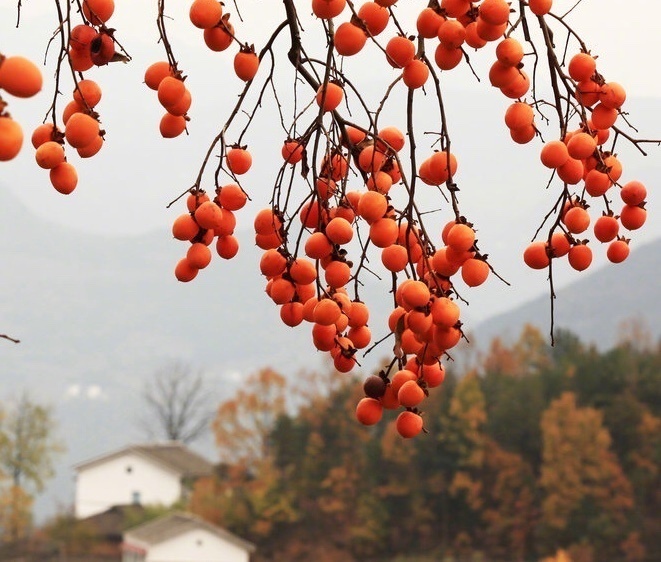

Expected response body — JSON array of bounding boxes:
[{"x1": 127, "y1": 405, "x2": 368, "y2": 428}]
[
  {"x1": 74, "y1": 442, "x2": 214, "y2": 477},
  {"x1": 124, "y1": 511, "x2": 256, "y2": 553}
]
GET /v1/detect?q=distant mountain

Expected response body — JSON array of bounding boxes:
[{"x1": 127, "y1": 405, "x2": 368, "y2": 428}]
[{"x1": 472, "y1": 237, "x2": 661, "y2": 350}]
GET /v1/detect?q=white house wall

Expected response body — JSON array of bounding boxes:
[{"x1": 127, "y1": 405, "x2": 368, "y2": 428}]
[
  {"x1": 146, "y1": 528, "x2": 251, "y2": 562},
  {"x1": 75, "y1": 452, "x2": 182, "y2": 518}
]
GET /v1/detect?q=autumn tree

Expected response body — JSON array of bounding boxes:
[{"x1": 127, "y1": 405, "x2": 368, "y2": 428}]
[
  {"x1": 538, "y1": 391, "x2": 634, "y2": 560},
  {"x1": 212, "y1": 367, "x2": 287, "y2": 470},
  {"x1": 141, "y1": 360, "x2": 214, "y2": 444},
  {"x1": 0, "y1": 392, "x2": 64, "y2": 542}
]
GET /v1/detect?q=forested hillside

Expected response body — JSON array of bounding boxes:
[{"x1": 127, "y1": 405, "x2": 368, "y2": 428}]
[{"x1": 177, "y1": 325, "x2": 660, "y2": 562}]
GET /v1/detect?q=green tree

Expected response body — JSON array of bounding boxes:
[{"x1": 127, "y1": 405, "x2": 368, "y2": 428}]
[{"x1": 0, "y1": 392, "x2": 64, "y2": 541}]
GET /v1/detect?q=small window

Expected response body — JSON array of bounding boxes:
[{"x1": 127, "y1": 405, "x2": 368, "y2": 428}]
[{"x1": 131, "y1": 491, "x2": 141, "y2": 505}]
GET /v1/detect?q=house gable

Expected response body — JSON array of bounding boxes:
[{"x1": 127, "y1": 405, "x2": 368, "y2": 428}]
[
  {"x1": 75, "y1": 450, "x2": 182, "y2": 519},
  {"x1": 123, "y1": 512, "x2": 255, "y2": 562}
]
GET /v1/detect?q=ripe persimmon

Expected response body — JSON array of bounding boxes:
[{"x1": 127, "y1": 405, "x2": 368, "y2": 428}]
[
  {"x1": 65, "y1": 112, "x2": 100, "y2": 149},
  {"x1": 381, "y1": 244, "x2": 409, "y2": 272},
  {"x1": 167, "y1": 88, "x2": 192, "y2": 116},
  {"x1": 324, "y1": 259, "x2": 352, "y2": 288},
  {"x1": 172, "y1": 214, "x2": 199, "y2": 241},
  {"x1": 591, "y1": 102, "x2": 618, "y2": 130},
  {"x1": 446, "y1": 223, "x2": 475, "y2": 252},
  {"x1": 501, "y1": 70, "x2": 530, "y2": 98},
  {"x1": 49, "y1": 162, "x2": 78, "y2": 194},
  {"x1": 216, "y1": 234, "x2": 239, "y2": 259},
  {"x1": 334, "y1": 22, "x2": 367, "y2": 56},
  {"x1": 402, "y1": 59, "x2": 429, "y2": 89},
  {"x1": 312, "y1": 0, "x2": 346, "y2": 19},
  {"x1": 385, "y1": 35, "x2": 415, "y2": 68},
  {"x1": 0, "y1": 116, "x2": 24, "y2": 161},
  {"x1": 416, "y1": 7, "x2": 444, "y2": 38},
  {"x1": 288, "y1": 258, "x2": 317, "y2": 285},
  {"x1": 584, "y1": 168, "x2": 612, "y2": 197},
  {"x1": 280, "y1": 301, "x2": 304, "y2": 327},
  {"x1": 528, "y1": 0, "x2": 552, "y2": 15},
  {"x1": 325, "y1": 216, "x2": 354, "y2": 245},
  {"x1": 159, "y1": 114, "x2": 187, "y2": 138},
  {"x1": 82, "y1": 0, "x2": 115, "y2": 25},
  {"x1": 357, "y1": 2, "x2": 389, "y2": 35},
  {"x1": 69, "y1": 24, "x2": 96, "y2": 52},
  {"x1": 437, "y1": 19, "x2": 466, "y2": 49},
  {"x1": 600, "y1": 82, "x2": 626, "y2": 110},
  {"x1": 73, "y1": 79, "x2": 102, "y2": 108},
  {"x1": 461, "y1": 257, "x2": 490, "y2": 287},
  {"x1": 398, "y1": 379, "x2": 425, "y2": 408},
  {"x1": 281, "y1": 139, "x2": 305, "y2": 164},
  {"x1": 550, "y1": 232, "x2": 571, "y2": 257},
  {"x1": 357, "y1": 190, "x2": 388, "y2": 223},
  {"x1": 0, "y1": 55, "x2": 43, "y2": 98},
  {"x1": 234, "y1": 47, "x2": 259, "y2": 81},
  {"x1": 562, "y1": 205, "x2": 590, "y2": 234},
  {"x1": 510, "y1": 125, "x2": 536, "y2": 144},
  {"x1": 620, "y1": 180, "x2": 647, "y2": 206},
  {"x1": 31, "y1": 123, "x2": 60, "y2": 149},
  {"x1": 566, "y1": 131, "x2": 596, "y2": 160},
  {"x1": 144, "y1": 61, "x2": 174, "y2": 90},
  {"x1": 158, "y1": 76, "x2": 186, "y2": 109},
  {"x1": 226, "y1": 146, "x2": 252, "y2": 175},
  {"x1": 504, "y1": 101, "x2": 534, "y2": 130},
  {"x1": 619, "y1": 204, "x2": 646, "y2": 230},
  {"x1": 568, "y1": 243, "x2": 592, "y2": 271},
  {"x1": 204, "y1": 18, "x2": 235, "y2": 51},
  {"x1": 269, "y1": 277, "x2": 297, "y2": 305},
  {"x1": 496, "y1": 37, "x2": 524, "y2": 66},
  {"x1": 315, "y1": 82, "x2": 344, "y2": 112},
  {"x1": 479, "y1": 0, "x2": 511, "y2": 25},
  {"x1": 187, "y1": 242, "x2": 212, "y2": 269},
  {"x1": 69, "y1": 46, "x2": 94, "y2": 72},
  {"x1": 189, "y1": 0, "x2": 222, "y2": 29},
  {"x1": 194, "y1": 200, "x2": 223, "y2": 230},
  {"x1": 377, "y1": 126, "x2": 405, "y2": 153},
  {"x1": 607, "y1": 239, "x2": 630, "y2": 263},
  {"x1": 77, "y1": 134, "x2": 104, "y2": 158},
  {"x1": 568, "y1": 52, "x2": 596, "y2": 82},
  {"x1": 434, "y1": 43, "x2": 463, "y2": 70},
  {"x1": 218, "y1": 183, "x2": 247, "y2": 210},
  {"x1": 441, "y1": 0, "x2": 471, "y2": 17},
  {"x1": 305, "y1": 231, "x2": 333, "y2": 259},
  {"x1": 396, "y1": 411, "x2": 424, "y2": 438},
  {"x1": 557, "y1": 157, "x2": 584, "y2": 185},
  {"x1": 355, "y1": 397, "x2": 383, "y2": 425},
  {"x1": 358, "y1": 144, "x2": 387, "y2": 173},
  {"x1": 174, "y1": 258, "x2": 199, "y2": 282},
  {"x1": 369, "y1": 217, "x2": 399, "y2": 248},
  {"x1": 35, "y1": 141, "x2": 65, "y2": 169},
  {"x1": 540, "y1": 140, "x2": 569, "y2": 168},
  {"x1": 313, "y1": 298, "x2": 342, "y2": 326},
  {"x1": 465, "y1": 21, "x2": 488, "y2": 49},
  {"x1": 593, "y1": 214, "x2": 619, "y2": 243},
  {"x1": 523, "y1": 240, "x2": 550, "y2": 270}
]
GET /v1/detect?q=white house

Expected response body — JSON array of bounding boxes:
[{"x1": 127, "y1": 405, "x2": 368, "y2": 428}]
[
  {"x1": 74, "y1": 442, "x2": 214, "y2": 519},
  {"x1": 122, "y1": 512, "x2": 256, "y2": 562}
]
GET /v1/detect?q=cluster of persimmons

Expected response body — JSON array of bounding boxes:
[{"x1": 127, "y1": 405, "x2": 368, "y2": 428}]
[{"x1": 1, "y1": 0, "x2": 653, "y2": 437}]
